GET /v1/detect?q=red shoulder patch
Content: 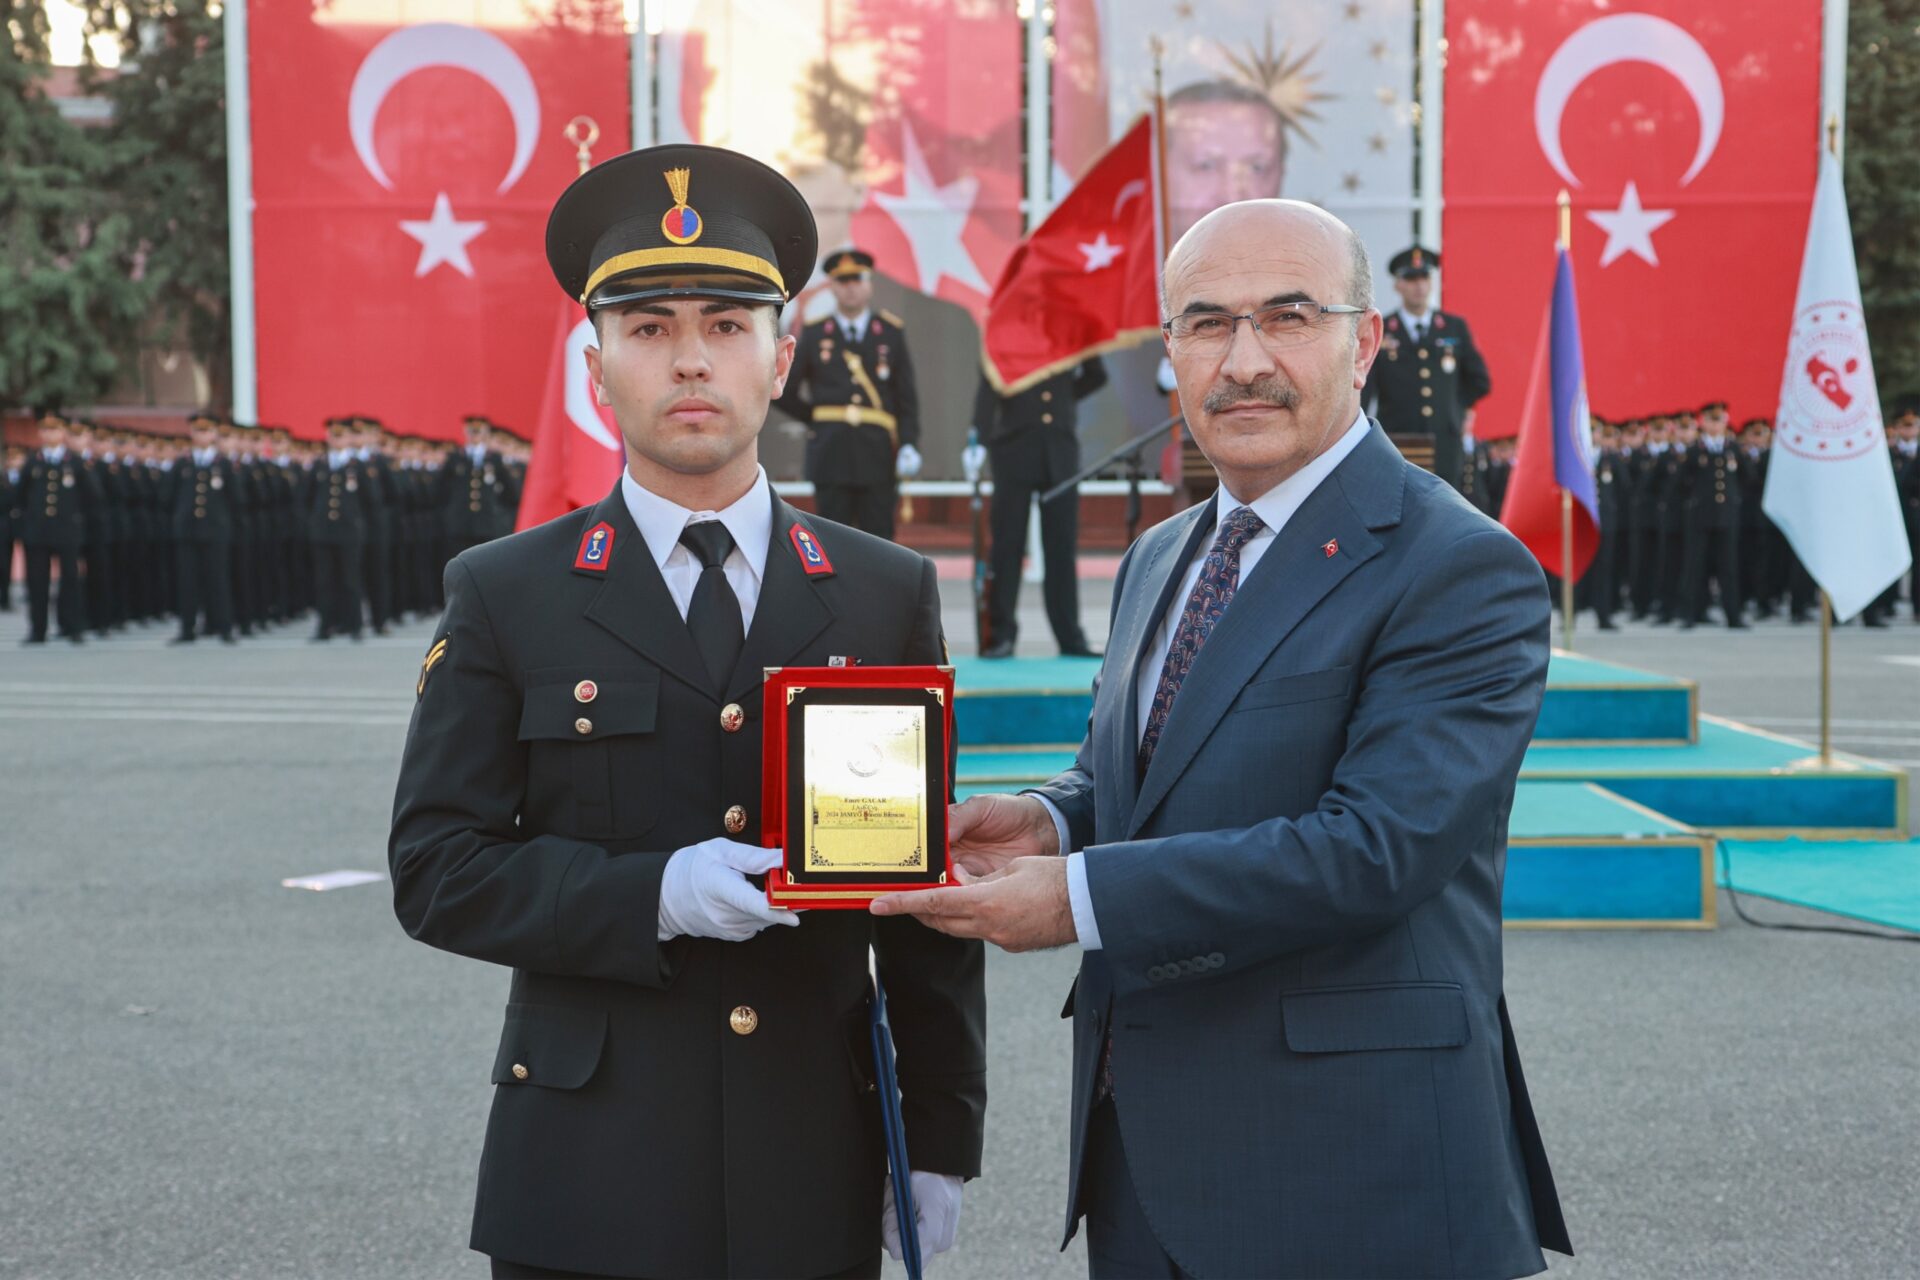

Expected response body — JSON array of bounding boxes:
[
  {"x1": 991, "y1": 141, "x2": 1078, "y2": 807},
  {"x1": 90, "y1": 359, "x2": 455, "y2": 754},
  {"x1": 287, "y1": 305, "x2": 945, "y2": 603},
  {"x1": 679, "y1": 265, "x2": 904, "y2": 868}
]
[
  {"x1": 1433, "y1": 314, "x2": 1447, "y2": 330},
  {"x1": 789, "y1": 524, "x2": 835, "y2": 576},
  {"x1": 574, "y1": 521, "x2": 616, "y2": 572}
]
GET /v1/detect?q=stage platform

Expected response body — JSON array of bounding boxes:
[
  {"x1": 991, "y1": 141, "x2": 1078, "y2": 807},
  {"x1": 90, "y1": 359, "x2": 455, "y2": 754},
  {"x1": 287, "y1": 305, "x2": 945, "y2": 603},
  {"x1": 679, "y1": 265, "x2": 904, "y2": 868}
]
[
  {"x1": 1504, "y1": 782, "x2": 1714, "y2": 929},
  {"x1": 950, "y1": 651, "x2": 1697, "y2": 748}
]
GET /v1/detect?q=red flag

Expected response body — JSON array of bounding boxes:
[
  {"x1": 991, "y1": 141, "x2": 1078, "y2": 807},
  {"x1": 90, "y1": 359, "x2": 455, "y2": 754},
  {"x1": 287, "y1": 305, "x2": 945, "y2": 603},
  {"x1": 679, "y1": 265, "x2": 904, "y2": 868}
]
[
  {"x1": 981, "y1": 114, "x2": 1160, "y2": 394},
  {"x1": 1443, "y1": 1, "x2": 1821, "y2": 434},
  {"x1": 516, "y1": 304, "x2": 624, "y2": 531},
  {"x1": 248, "y1": 10, "x2": 629, "y2": 440}
]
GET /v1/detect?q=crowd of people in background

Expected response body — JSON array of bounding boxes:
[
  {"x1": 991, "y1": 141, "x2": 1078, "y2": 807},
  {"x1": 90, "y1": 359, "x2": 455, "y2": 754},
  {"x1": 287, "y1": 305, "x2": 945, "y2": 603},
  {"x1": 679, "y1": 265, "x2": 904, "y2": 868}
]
[
  {"x1": 1463, "y1": 398, "x2": 1920, "y2": 629},
  {"x1": 0, "y1": 409, "x2": 527, "y2": 645}
]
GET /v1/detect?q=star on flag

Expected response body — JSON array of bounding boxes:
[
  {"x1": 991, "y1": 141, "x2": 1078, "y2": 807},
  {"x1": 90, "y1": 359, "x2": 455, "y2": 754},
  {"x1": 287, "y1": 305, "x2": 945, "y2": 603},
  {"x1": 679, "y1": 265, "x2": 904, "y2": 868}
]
[
  {"x1": 1586, "y1": 181, "x2": 1675, "y2": 269},
  {"x1": 1078, "y1": 232, "x2": 1123, "y2": 272},
  {"x1": 399, "y1": 192, "x2": 486, "y2": 278},
  {"x1": 871, "y1": 122, "x2": 992, "y2": 297}
]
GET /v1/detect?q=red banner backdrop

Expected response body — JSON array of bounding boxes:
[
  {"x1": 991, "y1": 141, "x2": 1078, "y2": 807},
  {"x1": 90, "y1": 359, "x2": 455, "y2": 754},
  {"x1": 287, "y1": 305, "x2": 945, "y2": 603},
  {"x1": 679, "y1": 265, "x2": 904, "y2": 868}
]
[
  {"x1": 248, "y1": 5, "x2": 629, "y2": 440},
  {"x1": 1443, "y1": 1, "x2": 1822, "y2": 436}
]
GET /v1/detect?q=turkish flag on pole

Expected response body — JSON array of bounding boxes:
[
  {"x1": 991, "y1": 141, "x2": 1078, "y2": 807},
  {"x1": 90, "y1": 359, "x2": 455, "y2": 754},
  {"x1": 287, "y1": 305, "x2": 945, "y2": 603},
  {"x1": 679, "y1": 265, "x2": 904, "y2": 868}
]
[
  {"x1": 1501, "y1": 247, "x2": 1601, "y2": 579},
  {"x1": 1761, "y1": 154, "x2": 1913, "y2": 622},
  {"x1": 1444, "y1": 2, "x2": 1822, "y2": 434},
  {"x1": 980, "y1": 113, "x2": 1160, "y2": 395},
  {"x1": 515, "y1": 303, "x2": 624, "y2": 531},
  {"x1": 248, "y1": 10, "x2": 628, "y2": 440}
]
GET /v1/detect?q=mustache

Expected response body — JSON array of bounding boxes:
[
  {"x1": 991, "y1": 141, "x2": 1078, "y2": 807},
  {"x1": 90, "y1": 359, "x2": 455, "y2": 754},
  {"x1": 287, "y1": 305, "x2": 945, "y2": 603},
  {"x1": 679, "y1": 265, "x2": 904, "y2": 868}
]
[{"x1": 1202, "y1": 376, "x2": 1299, "y2": 415}]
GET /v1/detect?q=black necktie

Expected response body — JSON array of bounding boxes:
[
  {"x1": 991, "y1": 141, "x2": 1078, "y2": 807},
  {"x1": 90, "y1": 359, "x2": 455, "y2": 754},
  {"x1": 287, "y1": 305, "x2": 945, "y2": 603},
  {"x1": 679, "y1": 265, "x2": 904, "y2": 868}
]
[{"x1": 680, "y1": 521, "x2": 744, "y2": 693}]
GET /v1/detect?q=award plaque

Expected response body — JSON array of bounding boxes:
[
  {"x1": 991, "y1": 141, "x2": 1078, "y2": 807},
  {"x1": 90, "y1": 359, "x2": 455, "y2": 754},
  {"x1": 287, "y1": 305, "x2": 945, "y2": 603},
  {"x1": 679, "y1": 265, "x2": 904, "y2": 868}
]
[{"x1": 762, "y1": 664, "x2": 955, "y2": 908}]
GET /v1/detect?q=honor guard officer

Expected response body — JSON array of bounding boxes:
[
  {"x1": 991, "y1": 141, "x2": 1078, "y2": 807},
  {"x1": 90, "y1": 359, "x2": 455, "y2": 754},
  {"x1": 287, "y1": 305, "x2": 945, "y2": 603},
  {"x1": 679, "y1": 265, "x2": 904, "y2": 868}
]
[
  {"x1": 309, "y1": 418, "x2": 369, "y2": 641},
  {"x1": 390, "y1": 144, "x2": 986, "y2": 1280},
  {"x1": 167, "y1": 413, "x2": 241, "y2": 645},
  {"x1": 20, "y1": 410, "x2": 95, "y2": 644},
  {"x1": 1362, "y1": 245, "x2": 1490, "y2": 492},
  {"x1": 778, "y1": 248, "x2": 922, "y2": 541}
]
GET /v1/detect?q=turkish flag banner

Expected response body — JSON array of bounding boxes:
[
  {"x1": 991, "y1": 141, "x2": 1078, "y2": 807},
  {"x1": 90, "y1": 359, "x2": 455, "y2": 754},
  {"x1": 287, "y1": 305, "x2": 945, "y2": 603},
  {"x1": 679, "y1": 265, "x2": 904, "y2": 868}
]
[
  {"x1": 1444, "y1": 2, "x2": 1822, "y2": 435},
  {"x1": 980, "y1": 113, "x2": 1159, "y2": 395},
  {"x1": 248, "y1": 7, "x2": 629, "y2": 440},
  {"x1": 515, "y1": 303, "x2": 624, "y2": 531}
]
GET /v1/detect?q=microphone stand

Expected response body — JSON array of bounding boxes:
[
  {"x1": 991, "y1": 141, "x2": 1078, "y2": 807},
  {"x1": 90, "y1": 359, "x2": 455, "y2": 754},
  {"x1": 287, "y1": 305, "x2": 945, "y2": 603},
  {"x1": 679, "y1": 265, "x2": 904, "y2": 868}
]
[{"x1": 1041, "y1": 414, "x2": 1181, "y2": 547}]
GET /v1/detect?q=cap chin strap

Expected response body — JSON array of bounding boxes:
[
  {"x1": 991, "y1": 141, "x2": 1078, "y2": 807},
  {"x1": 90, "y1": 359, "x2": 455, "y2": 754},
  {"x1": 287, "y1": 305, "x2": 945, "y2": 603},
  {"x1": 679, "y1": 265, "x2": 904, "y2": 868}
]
[{"x1": 588, "y1": 281, "x2": 786, "y2": 311}]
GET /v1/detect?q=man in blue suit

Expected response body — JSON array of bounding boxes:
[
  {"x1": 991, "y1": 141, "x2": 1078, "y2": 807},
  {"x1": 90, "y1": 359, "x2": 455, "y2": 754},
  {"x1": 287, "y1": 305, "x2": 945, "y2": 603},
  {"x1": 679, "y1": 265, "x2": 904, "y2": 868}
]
[{"x1": 875, "y1": 200, "x2": 1571, "y2": 1278}]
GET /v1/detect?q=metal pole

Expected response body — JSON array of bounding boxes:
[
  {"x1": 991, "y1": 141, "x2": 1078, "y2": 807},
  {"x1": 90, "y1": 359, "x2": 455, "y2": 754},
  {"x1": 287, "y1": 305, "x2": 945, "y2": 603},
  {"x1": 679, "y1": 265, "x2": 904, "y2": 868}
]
[
  {"x1": 1561, "y1": 492, "x2": 1575, "y2": 646},
  {"x1": 631, "y1": 1, "x2": 654, "y2": 150},
  {"x1": 1821, "y1": 0, "x2": 1848, "y2": 167},
  {"x1": 224, "y1": 0, "x2": 257, "y2": 422},
  {"x1": 1024, "y1": 2, "x2": 1050, "y2": 231},
  {"x1": 1819, "y1": 590, "x2": 1833, "y2": 765},
  {"x1": 1417, "y1": 0, "x2": 1444, "y2": 305}
]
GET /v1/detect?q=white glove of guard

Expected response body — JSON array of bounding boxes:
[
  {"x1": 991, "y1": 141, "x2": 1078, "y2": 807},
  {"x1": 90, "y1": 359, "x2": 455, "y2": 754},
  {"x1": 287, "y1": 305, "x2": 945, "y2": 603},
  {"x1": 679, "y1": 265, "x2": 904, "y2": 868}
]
[
  {"x1": 881, "y1": 1170, "x2": 963, "y2": 1269},
  {"x1": 1155, "y1": 355, "x2": 1178, "y2": 394},
  {"x1": 960, "y1": 440, "x2": 988, "y2": 484},
  {"x1": 656, "y1": 838, "x2": 799, "y2": 942},
  {"x1": 896, "y1": 443, "x2": 923, "y2": 479}
]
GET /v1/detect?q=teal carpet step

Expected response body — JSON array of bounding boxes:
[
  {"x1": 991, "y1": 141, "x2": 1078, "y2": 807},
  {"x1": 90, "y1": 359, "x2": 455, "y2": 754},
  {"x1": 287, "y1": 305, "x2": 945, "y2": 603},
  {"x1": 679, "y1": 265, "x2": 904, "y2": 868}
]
[
  {"x1": 949, "y1": 652, "x2": 1695, "y2": 748},
  {"x1": 1505, "y1": 782, "x2": 1713, "y2": 927}
]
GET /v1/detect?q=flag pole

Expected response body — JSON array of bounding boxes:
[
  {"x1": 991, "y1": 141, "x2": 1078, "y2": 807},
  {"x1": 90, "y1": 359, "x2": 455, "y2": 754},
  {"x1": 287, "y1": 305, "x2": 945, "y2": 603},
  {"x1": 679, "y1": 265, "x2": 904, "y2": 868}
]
[
  {"x1": 1557, "y1": 189, "x2": 1575, "y2": 647},
  {"x1": 1816, "y1": 116, "x2": 1839, "y2": 768}
]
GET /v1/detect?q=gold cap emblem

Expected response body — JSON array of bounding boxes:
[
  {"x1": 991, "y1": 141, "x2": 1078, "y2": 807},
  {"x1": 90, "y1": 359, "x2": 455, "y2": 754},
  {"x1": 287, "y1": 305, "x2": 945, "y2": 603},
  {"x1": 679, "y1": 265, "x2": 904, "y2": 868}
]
[{"x1": 661, "y1": 168, "x2": 702, "y2": 246}]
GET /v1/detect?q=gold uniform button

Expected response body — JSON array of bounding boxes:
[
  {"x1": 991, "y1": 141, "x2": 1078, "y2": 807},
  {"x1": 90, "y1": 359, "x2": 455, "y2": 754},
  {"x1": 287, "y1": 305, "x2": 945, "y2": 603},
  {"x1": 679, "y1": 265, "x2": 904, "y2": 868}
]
[
  {"x1": 1419, "y1": 367, "x2": 1431, "y2": 379},
  {"x1": 720, "y1": 703, "x2": 745, "y2": 733},
  {"x1": 1421, "y1": 405, "x2": 1434, "y2": 417},
  {"x1": 574, "y1": 717, "x2": 593, "y2": 735},
  {"x1": 730, "y1": 1006, "x2": 759, "y2": 1036},
  {"x1": 511, "y1": 1063, "x2": 529, "y2": 1080},
  {"x1": 1420, "y1": 386, "x2": 1433, "y2": 398},
  {"x1": 1041, "y1": 390, "x2": 1053, "y2": 402},
  {"x1": 1418, "y1": 348, "x2": 1430, "y2": 359},
  {"x1": 724, "y1": 804, "x2": 748, "y2": 834},
  {"x1": 574, "y1": 679, "x2": 598, "y2": 704},
  {"x1": 1042, "y1": 412, "x2": 1054, "y2": 424}
]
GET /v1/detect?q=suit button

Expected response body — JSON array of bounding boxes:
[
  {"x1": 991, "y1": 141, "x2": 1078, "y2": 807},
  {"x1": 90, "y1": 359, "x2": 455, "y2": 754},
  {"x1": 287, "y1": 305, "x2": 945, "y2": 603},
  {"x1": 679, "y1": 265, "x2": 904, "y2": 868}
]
[
  {"x1": 730, "y1": 1006, "x2": 759, "y2": 1035},
  {"x1": 511, "y1": 1063, "x2": 529, "y2": 1080},
  {"x1": 1147, "y1": 964, "x2": 1166, "y2": 982},
  {"x1": 720, "y1": 702, "x2": 745, "y2": 733},
  {"x1": 574, "y1": 680, "x2": 598, "y2": 704},
  {"x1": 574, "y1": 717, "x2": 593, "y2": 735},
  {"x1": 1207, "y1": 951, "x2": 1225, "y2": 967},
  {"x1": 724, "y1": 804, "x2": 747, "y2": 834}
]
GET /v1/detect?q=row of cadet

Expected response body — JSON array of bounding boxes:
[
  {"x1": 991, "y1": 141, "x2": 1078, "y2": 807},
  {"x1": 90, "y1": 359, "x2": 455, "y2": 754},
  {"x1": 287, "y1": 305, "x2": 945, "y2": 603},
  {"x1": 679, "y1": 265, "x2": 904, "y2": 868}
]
[
  {"x1": 1461, "y1": 399, "x2": 1920, "y2": 628},
  {"x1": 1, "y1": 410, "x2": 527, "y2": 645}
]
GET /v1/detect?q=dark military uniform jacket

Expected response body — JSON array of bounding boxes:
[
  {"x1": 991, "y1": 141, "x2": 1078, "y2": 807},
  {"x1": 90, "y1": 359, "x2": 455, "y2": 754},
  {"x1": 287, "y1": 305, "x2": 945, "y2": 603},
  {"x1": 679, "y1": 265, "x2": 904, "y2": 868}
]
[
  {"x1": 779, "y1": 310, "x2": 920, "y2": 489},
  {"x1": 307, "y1": 459, "x2": 370, "y2": 545},
  {"x1": 443, "y1": 447, "x2": 517, "y2": 542},
  {"x1": 390, "y1": 483, "x2": 986, "y2": 1278},
  {"x1": 168, "y1": 453, "x2": 241, "y2": 542},
  {"x1": 972, "y1": 359, "x2": 1108, "y2": 460},
  {"x1": 20, "y1": 452, "x2": 95, "y2": 550},
  {"x1": 1363, "y1": 310, "x2": 1490, "y2": 487},
  {"x1": 1684, "y1": 440, "x2": 1741, "y2": 530}
]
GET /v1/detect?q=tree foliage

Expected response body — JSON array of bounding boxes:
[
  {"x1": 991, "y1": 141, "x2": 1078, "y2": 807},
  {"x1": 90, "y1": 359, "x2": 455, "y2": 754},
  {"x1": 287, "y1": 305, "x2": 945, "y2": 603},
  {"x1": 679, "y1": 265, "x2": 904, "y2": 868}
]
[
  {"x1": 1847, "y1": 0, "x2": 1920, "y2": 400},
  {"x1": 0, "y1": 0, "x2": 149, "y2": 412}
]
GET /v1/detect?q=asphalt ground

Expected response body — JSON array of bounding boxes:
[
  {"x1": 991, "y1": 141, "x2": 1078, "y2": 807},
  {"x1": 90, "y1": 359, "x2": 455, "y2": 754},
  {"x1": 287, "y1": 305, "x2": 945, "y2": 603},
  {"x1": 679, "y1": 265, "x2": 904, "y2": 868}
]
[{"x1": 2, "y1": 568, "x2": 1917, "y2": 1280}]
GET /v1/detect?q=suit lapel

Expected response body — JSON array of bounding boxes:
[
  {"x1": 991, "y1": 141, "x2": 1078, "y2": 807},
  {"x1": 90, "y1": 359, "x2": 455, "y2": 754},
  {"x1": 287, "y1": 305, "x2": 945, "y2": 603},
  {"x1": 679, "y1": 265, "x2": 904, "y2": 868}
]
[
  {"x1": 724, "y1": 497, "x2": 836, "y2": 703},
  {"x1": 1127, "y1": 431, "x2": 1403, "y2": 836},
  {"x1": 1096, "y1": 503, "x2": 1214, "y2": 827},
  {"x1": 580, "y1": 484, "x2": 716, "y2": 698}
]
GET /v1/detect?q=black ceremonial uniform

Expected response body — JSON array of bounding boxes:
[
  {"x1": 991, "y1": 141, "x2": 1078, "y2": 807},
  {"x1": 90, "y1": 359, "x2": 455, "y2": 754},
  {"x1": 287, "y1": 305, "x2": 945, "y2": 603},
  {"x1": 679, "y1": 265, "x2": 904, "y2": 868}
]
[
  {"x1": 443, "y1": 446, "x2": 516, "y2": 557},
  {"x1": 1364, "y1": 309, "x2": 1490, "y2": 492},
  {"x1": 21, "y1": 450, "x2": 94, "y2": 641},
  {"x1": 170, "y1": 452, "x2": 240, "y2": 641},
  {"x1": 779, "y1": 310, "x2": 920, "y2": 540},
  {"x1": 972, "y1": 359, "x2": 1108, "y2": 654},
  {"x1": 308, "y1": 457, "x2": 369, "y2": 639},
  {"x1": 390, "y1": 489, "x2": 986, "y2": 1277}
]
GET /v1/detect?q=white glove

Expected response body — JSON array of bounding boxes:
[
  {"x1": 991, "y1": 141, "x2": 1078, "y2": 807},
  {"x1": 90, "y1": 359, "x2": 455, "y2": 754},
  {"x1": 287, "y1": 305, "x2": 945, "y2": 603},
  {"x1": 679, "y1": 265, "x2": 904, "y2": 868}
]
[
  {"x1": 960, "y1": 440, "x2": 987, "y2": 484},
  {"x1": 656, "y1": 838, "x2": 799, "y2": 942},
  {"x1": 896, "y1": 443, "x2": 923, "y2": 479},
  {"x1": 881, "y1": 1170, "x2": 963, "y2": 1269},
  {"x1": 1155, "y1": 355, "x2": 1178, "y2": 394}
]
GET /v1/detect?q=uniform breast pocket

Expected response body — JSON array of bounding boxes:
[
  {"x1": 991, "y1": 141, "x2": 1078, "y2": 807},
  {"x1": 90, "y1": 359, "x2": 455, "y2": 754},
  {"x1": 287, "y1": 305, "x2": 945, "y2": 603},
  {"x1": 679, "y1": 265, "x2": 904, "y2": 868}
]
[{"x1": 518, "y1": 667, "x2": 660, "y2": 840}]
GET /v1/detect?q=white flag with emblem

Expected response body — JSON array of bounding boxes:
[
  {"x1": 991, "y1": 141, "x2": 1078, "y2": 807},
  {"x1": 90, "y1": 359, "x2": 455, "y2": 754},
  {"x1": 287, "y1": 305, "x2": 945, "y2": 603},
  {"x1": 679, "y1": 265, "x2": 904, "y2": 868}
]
[{"x1": 1762, "y1": 153, "x2": 1912, "y2": 622}]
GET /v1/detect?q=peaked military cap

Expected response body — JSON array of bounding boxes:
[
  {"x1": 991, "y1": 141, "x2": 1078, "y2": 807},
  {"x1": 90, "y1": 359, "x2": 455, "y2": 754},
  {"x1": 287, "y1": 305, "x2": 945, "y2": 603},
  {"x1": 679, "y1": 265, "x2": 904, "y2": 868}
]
[
  {"x1": 1886, "y1": 393, "x2": 1920, "y2": 420},
  {"x1": 823, "y1": 248, "x2": 875, "y2": 279},
  {"x1": 547, "y1": 143, "x2": 817, "y2": 311},
  {"x1": 1388, "y1": 245, "x2": 1439, "y2": 278}
]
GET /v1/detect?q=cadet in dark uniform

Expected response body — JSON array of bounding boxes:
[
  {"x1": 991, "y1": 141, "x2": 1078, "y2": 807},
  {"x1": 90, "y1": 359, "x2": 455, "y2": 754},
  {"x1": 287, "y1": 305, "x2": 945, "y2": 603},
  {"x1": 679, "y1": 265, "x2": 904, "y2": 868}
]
[
  {"x1": 970, "y1": 359, "x2": 1107, "y2": 658},
  {"x1": 1891, "y1": 400, "x2": 1920, "y2": 620},
  {"x1": 1679, "y1": 402, "x2": 1746, "y2": 628},
  {"x1": 442, "y1": 414, "x2": 516, "y2": 562},
  {"x1": 0, "y1": 447, "x2": 19, "y2": 611},
  {"x1": 20, "y1": 412, "x2": 94, "y2": 644},
  {"x1": 168, "y1": 413, "x2": 240, "y2": 644},
  {"x1": 309, "y1": 418, "x2": 369, "y2": 641},
  {"x1": 1362, "y1": 246, "x2": 1490, "y2": 492},
  {"x1": 390, "y1": 144, "x2": 985, "y2": 1279},
  {"x1": 778, "y1": 249, "x2": 921, "y2": 541},
  {"x1": 1584, "y1": 419, "x2": 1622, "y2": 629}
]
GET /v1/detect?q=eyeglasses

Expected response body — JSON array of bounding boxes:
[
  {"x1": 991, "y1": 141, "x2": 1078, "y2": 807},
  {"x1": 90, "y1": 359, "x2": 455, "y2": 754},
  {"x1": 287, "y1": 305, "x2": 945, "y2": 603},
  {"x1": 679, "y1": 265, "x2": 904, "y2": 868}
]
[{"x1": 1163, "y1": 302, "x2": 1367, "y2": 353}]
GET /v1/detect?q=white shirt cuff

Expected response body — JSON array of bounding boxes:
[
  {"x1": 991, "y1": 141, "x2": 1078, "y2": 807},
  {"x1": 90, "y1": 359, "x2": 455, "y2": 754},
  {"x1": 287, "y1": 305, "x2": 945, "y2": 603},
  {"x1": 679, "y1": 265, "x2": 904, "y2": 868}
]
[{"x1": 1065, "y1": 852, "x2": 1102, "y2": 951}]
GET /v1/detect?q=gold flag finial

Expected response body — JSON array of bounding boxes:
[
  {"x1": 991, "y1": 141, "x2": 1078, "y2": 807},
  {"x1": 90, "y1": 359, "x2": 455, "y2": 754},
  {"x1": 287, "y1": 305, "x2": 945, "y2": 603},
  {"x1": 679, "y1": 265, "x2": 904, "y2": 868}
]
[
  {"x1": 565, "y1": 116, "x2": 601, "y2": 176},
  {"x1": 1557, "y1": 188, "x2": 1571, "y2": 250}
]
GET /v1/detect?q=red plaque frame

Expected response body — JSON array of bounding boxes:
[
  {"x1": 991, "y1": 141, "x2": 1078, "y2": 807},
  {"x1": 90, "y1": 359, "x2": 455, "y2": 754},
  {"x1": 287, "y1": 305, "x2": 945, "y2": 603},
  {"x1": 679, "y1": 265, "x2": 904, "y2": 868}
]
[{"x1": 762, "y1": 664, "x2": 955, "y2": 909}]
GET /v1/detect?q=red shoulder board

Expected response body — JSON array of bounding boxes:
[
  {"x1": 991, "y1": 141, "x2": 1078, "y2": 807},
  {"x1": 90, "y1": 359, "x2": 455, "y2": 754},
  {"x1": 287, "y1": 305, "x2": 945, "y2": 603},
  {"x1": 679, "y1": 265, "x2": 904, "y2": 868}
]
[
  {"x1": 574, "y1": 521, "x2": 616, "y2": 572},
  {"x1": 789, "y1": 524, "x2": 835, "y2": 576}
]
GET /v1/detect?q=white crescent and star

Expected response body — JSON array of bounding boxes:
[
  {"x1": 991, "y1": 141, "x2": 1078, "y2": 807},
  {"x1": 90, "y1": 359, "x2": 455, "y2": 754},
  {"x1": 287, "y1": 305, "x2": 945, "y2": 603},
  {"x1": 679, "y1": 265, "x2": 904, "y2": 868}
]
[
  {"x1": 871, "y1": 122, "x2": 993, "y2": 297},
  {"x1": 348, "y1": 23, "x2": 542, "y2": 278},
  {"x1": 1533, "y1": 13, "x2": 1724, "y2": 270}
]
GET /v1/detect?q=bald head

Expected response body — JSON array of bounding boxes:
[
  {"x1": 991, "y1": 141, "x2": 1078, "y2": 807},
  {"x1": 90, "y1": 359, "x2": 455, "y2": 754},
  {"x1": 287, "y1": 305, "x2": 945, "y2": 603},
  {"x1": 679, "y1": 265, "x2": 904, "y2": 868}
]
[{"x1": 1164, "y1": 200, "x2": 1372, "y2": 317}]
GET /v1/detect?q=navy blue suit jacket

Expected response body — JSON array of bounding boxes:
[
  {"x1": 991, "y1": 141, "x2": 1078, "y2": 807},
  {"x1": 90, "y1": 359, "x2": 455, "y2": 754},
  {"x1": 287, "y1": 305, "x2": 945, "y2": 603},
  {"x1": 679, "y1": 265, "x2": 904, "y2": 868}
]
[{"x1": 1031, "y1": 423, "x2": 1571, "y2": 1278}]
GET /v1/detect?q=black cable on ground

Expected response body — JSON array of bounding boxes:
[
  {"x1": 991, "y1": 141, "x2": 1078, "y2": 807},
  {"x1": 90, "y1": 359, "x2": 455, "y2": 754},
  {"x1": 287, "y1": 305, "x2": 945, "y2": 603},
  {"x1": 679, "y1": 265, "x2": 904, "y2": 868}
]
[{"x1": 1718, "y1": 842, "x2": 1920, "y2": 943}]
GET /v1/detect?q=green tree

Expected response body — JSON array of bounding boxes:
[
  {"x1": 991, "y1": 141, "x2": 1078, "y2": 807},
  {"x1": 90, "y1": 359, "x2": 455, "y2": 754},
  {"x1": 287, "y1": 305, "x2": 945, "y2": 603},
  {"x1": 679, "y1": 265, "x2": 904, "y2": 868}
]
[
  {"x1": 1847, "y1": 1, "x2": 1920, "y2": 400},
  {"x1": 81, "y1": 1, "x2": 230, "y2": 409},
  {"x1": 0, "y1": 0, "x2": 148, "y2": 411}
]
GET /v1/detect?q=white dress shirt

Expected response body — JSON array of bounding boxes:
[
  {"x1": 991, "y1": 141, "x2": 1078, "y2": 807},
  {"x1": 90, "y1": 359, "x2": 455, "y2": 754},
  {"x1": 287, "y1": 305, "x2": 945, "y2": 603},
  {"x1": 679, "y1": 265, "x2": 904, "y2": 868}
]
[
  {"x1": 1397, "y1": 308, "x2": 1432, "y2": 344},
  {"x1": 837, "y1": 309, "x2": 872, "y2": 345},
  {"x1": 1056, "y1": 410, "x2": 1372, "y2": 949},
  {"x1": 620, "y1": 466, "x2": 772, "y2": 631}
]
